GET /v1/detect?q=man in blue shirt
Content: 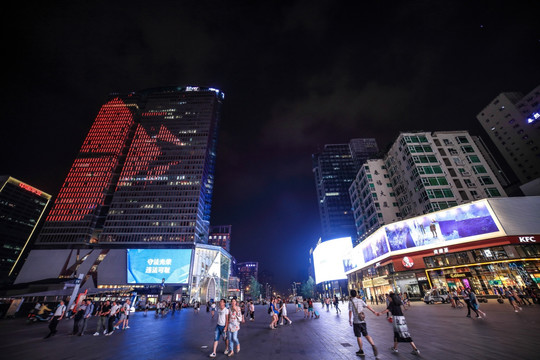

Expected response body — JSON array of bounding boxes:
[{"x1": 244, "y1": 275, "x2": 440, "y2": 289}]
[{"x1": 78, "y1": 299, "x2": 94, "y2": 336}]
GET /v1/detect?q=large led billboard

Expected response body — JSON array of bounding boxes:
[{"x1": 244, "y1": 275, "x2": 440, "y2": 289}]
[
  {"x1": 344, "y1": 200, "x2": 505, "y2": 273},
  {"x1": 313, "y1": 237, "x2": 353, "y2": 284},
  {"x1": 127, "y1": 249, "x2": 192, "y2": 284}
]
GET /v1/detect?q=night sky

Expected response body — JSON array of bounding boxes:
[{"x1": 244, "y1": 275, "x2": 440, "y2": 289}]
[{"x1": 2, "y1": 1, "x2": 539, "y2": 292}]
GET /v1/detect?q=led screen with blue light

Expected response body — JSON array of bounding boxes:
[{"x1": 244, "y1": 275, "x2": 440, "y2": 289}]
[{"x1": 127, "y1": 249, "x2": 192, "y2": 284}]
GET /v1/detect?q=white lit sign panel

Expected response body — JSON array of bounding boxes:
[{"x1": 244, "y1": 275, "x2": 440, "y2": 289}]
[{"x1": 313, "y1": 237, "x2": 353, "y2": 284}]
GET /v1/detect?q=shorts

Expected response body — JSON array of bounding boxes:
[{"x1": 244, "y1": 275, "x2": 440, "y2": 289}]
[
  {"x1": 308, "y1": 307, "x2": 313, "y2": 312},
  {"x1": 353, "y1": 323, "x2": 368, "y2": 337},
  {"x1": 214, "y1": 325, "x2": 226, "y2": 341}
]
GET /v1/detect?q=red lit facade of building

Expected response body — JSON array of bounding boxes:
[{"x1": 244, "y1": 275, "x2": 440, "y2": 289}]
[{"x1": 37, "y1": 98, "x2": 136, "y2": 244}]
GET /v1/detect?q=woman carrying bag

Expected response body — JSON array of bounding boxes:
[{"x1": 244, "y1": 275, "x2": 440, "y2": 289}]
[{"x1": 378, "y1": 292, "x2": 420, "y2": 356}]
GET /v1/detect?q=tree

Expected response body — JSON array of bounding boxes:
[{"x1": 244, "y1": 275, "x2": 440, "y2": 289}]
[
  {"x1": 301, "y1": 276, "x2": 315, "y2": 299},
  {"x1": 249, "y1": 276, "x2": 262, "y2": 300}
]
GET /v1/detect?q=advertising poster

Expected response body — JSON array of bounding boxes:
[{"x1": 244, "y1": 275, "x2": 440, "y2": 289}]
[
  {"x1": 127, "y1": 249, "x2": 192, "y2": 284},
  {"x1": 313, "y1": 237, "x2": 352, "y2": 284},
  {"x1": 385, "y1": 201, "x2": 499, "y2": 251},
  {"x1": 345, "y1": 200, "x2": 503, "y2": 274}
]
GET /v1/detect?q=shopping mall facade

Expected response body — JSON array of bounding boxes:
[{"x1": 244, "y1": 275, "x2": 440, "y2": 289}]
[{"x1": 345, "y1": 197, "x2": 540, "y2": 299}]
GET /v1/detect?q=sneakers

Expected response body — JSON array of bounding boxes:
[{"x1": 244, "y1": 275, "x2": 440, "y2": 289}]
[
  {"x1": 126, "y1": 326, "x2": 130, "y2": 329},
  {"x1": 411, "y1": 349, "x2": 420, "y2": 356},
  {"x1": 224, "y1": 349, "x2": 230, "y2": 355},
  {"x1": 515, "y1": 309, "x2": 519, "y2": 312},
  {"x1": 372, "y1": 345, "x2": 378, "y2": 357},
  {"x1": 106, "y1": 331, "x2": 114, "y2": 336},
  {"x1": 114, "y1": 326, "x2": 119, "y2": 330},
  {"x1": 279, "y1": 322, "x2": 283, "y2": 325},
  {"x1": 93, "y1": 332, "x2": 100, "y2": 336},
  {"x1": 227, "y1": 351, "x2": 234, "y2": 357},
  {"x1": 466, "y1": 315, "x2": 471, "y2": 318},
  {"x1": 390, "y1": 347, "x2": 399, "y2": 353},
  {"x1": 209, "y1": 353, "x2": 216, "y2": 358},
  {"x1": 288, "y1": 320, "x2": 292, "y2": 325},
  {"x1": 355, "y1": 349, "x2": 365, "y2": 356}
]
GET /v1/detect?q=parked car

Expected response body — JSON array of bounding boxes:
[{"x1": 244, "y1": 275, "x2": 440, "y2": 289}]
[{"x1": 424, "y1": 288, "x2": 450, "y2": 304}]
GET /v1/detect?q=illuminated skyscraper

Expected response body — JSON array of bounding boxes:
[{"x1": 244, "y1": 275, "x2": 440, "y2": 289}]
[
  {"x1": 0, "y1": 176, "x2": 51, "y2": 283},
  {"x1": 36, "y1": 86, "x2": 224, "y2": 246},
  {"x1": 312, "y1": 139, "x2": 379, "y2": 241}
]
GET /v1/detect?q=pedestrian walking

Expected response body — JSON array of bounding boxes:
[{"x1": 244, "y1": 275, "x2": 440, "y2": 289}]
[
  {"x1": 211, "y1": 300, "x2": 216, "y2": 318},
  {"x1": 302, "y1": 298, "x2": 308, "y2": 318},
  {"x1": 503, "y1": 287, "x2": 522, "y2": 312},
  {"x1": 44, "y1": 300, "x2": 66, "y2": 339},
  {"x1": 269, "y1": 297, "x2": 279, "y2": 329},
  {"x1": 226, "y1": 299, "x2": 244, "y2": 356},
  {"x1": 334, "y1": 295, "x2": 341, "y2": 314},
  {"x1": 469, "y1": 289, "x2": 487, "y2": 318},
  {"x1": 93, "y1": 300, "x2": 111, "y2": 336},
  {"x1": 325, "y1": 297, "x2": 331, "y2": 311},
  {"x1": 78, "y1": 299, "x2": 94, "y2": 336},
  {"x1": 451, "y1": 288, "x2": 464, "y2": 308},
  {"x1": 348, "y1": 289, "x2": 379, "y2": 358},
  {"x1": 248, "y1": 300, "x2": 255, "y2": 321},
  {"x1": 209, "y1": 299, "x2": 229, "y2": 358},
  {"x1": 106, "y1": 301, "x2": 120, "y2": 335},
  {"x1": 307, "y1": 298, "x2": 314, "y2": 318},
  {"x1": 279, "y1": 299, "x2": 292, "y2": 325},
  {"x1": 461, "y1": 287, "x2": 480, "y2": 318},
  {"x1": 378, "y1": 292, "x2": 420, "y2": 355},
  {"x1": 70, "y1": 300, "x2": 86, "y2": 335}
]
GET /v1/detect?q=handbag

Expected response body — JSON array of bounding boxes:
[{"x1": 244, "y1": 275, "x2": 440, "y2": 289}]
[{"x1": 351, "y1": 299, "x2": 365, "y2": 321}]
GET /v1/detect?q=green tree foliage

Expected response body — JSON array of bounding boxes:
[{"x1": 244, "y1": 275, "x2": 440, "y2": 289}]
[
  {"x1": 301, "y1": 276, "x2": 315, "y2": 298},
  {"x1": 249, "y1": 276, "x2": 262, "y2": 299}
]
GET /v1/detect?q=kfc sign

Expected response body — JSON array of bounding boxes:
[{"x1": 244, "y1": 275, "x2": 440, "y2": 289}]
[
  {"x1": 519, "y1": 236, "x2": 536, "y2": 243},
  {"x1": 402, "y1": 256, "x2": 414, "y2": 268}
]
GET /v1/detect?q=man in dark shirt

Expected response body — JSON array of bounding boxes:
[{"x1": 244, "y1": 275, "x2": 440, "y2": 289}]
[{"x1": 93, "y1": 300, "x2": 111, "y2": 336}]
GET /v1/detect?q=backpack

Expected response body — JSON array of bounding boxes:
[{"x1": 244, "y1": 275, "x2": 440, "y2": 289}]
[{"x1": 268, "y1": 305, "x2": 272, "y2": 314}]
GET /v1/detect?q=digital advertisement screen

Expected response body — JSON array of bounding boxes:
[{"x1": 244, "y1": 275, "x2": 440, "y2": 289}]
[
  {"x1": 313, "y1": 237, "x2": 353, "y2": 284},
  {"x1": 385, "y1": 201, "x2": 499, "y2": 251},
  {"x1": 344, "y1": 200, "x2": 504, "y2": 273},
  {"x1": 127, "y1": 249, "x2": 192, "y2": 284}
]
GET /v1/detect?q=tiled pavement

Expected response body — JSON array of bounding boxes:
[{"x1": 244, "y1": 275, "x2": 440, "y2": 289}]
[{"x1": 0, "y1": 301, "x2": 539, "y2": 360}]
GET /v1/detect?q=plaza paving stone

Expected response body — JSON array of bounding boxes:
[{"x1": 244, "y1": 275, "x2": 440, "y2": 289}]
[{"x1": 0, "y1": 301, "x2": 539, "y2": 360}]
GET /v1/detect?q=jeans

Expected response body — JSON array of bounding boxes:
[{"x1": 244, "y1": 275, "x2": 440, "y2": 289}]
[
  {"x1": 96, "y1": 316, "x2": 109, "y2": 333},
  {"x1": 79, "y1": 317, "x2": 89, "y2": 335},
  {"x1": 464, "y1": 300, "x2": 478, "y2": 316},
  {"x1": 228, "y1": 330, "x2": 239, "y2": 351}
]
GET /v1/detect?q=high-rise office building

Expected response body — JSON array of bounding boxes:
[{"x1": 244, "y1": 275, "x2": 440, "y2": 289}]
[
  {"x1": 208, "y1": 225, "x2": 231, "y2": 252},
  {"x1": 15, "y1": 87, "x2": 231, "y2": 302},
  {"x1": 237, "y1": 261, "x2": 258, "y2": 297},
  {"x1": 476, "y1": 85, "x2": 540, "y2": 194},
  {"x1": 37, "y1": 86, "x2": 224, "y2": 246},
  {"x1": 0, "y1": 176, "x2": 51, "y2": 283},
  {"x1": 313, "y1": 139, "x2": 379, "y2": 241}
]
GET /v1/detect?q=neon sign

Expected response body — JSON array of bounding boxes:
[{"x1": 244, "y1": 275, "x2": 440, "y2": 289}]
[{"x1": 19, "y1": 183, "x2": 42, "y2": 196}]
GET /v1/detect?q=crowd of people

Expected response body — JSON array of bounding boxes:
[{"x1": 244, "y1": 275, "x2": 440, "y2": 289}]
[
  {"x1": 40, "y1": 298, "x2": 132, "y2": 339},
  {"x1": 33, "y1": 283, "x2": 538, "y2": 358}
]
